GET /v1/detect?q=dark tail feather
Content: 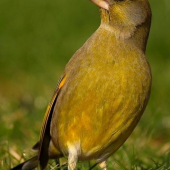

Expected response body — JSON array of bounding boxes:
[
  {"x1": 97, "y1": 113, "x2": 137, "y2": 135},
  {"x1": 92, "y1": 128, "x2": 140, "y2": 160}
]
[{"x1": 10, "y1": 155, "x2": 38, "y2": 170}]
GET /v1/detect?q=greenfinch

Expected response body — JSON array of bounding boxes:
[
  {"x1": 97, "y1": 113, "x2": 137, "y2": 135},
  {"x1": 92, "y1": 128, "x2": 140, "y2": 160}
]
[{"x1": 11, "y1": 0, "x2": 152, "y2": 169}]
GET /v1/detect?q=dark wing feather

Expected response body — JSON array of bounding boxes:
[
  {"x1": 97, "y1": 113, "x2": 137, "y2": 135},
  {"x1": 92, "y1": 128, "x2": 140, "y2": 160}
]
[{"x1": 38, "y1": 75, "x2": 66, "y2": 169}]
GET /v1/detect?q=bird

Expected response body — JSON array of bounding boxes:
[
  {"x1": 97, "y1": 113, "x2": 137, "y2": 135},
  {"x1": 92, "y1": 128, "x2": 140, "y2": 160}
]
[{"x1": 11, "y1": 0, "x2": 152, "y2": 169}]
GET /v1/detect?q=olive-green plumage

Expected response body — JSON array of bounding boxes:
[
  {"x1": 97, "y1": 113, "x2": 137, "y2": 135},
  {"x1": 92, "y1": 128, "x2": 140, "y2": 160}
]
[{"x1": 11, "y1": 0, "x2": 152, "y2": 170}]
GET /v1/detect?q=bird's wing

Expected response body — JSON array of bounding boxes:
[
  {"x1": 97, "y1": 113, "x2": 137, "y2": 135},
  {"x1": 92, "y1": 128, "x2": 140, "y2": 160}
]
[{"x1": 37, "y1": 75, "x2": 66, "y2": 169}]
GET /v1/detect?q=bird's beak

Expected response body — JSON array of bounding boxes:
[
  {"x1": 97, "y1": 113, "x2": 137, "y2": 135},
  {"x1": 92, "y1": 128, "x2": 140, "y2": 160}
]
[{"x1": 89, "y1": 0, "x2": 109, "y2": 10}]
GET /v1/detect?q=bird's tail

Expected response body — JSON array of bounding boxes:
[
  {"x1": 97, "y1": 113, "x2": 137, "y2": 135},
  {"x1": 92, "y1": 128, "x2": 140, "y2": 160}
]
[{"x1": 10, "y1": 155, "x2": 38, "y2": 170}]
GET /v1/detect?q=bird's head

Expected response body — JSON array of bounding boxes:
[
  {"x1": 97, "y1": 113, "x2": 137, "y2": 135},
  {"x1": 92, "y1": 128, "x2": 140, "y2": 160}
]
[{"x1": 90, "y1": 0, "x2": 152, "y2": 49}]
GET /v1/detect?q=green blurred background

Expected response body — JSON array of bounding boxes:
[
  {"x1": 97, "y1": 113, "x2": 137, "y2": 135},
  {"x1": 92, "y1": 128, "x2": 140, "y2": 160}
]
[{"x1": 0, "y1": 0, "x2": 170, "y2": 169}]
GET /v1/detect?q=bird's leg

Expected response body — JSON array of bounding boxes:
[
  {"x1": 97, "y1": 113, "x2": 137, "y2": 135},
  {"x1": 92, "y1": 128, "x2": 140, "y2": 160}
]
[
  {"x1": 68, "y1": 153, "x2": 77, "y2": 170},
  {"x1": 99, "y1": 161, "x2": 107, "y2": 170},
  {"x1": 68, "y1": 146, "x2": 78, "y2": 170}
]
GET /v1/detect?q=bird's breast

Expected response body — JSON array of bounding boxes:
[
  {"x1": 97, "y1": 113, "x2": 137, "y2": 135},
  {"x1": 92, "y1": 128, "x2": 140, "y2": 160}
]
[{"x1": 50, "y1": 30, "x2": 151, "y2": 160}]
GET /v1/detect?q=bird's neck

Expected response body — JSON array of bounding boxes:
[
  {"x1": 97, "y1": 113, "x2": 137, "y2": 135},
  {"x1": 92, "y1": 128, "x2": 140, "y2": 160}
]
[{"x1": 99, "y1": 9, "x2": 151, "y2": 52}]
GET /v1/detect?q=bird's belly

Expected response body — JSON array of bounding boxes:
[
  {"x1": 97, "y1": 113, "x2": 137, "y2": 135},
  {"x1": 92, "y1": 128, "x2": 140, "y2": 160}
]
[{"x1": 51, "y1": 59, "x2": 151, "y2": 160}]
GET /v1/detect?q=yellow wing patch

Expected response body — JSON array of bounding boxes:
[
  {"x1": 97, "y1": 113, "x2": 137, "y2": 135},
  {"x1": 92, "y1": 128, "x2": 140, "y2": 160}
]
[{"x1": 59, "y1": 76, "x2": 66, "y2": 89}]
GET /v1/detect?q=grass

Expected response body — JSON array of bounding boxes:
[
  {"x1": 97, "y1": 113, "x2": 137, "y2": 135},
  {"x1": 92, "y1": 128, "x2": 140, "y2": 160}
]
[{"x1": 0, "y1": 0, "x2": 170, "y2": 169}]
